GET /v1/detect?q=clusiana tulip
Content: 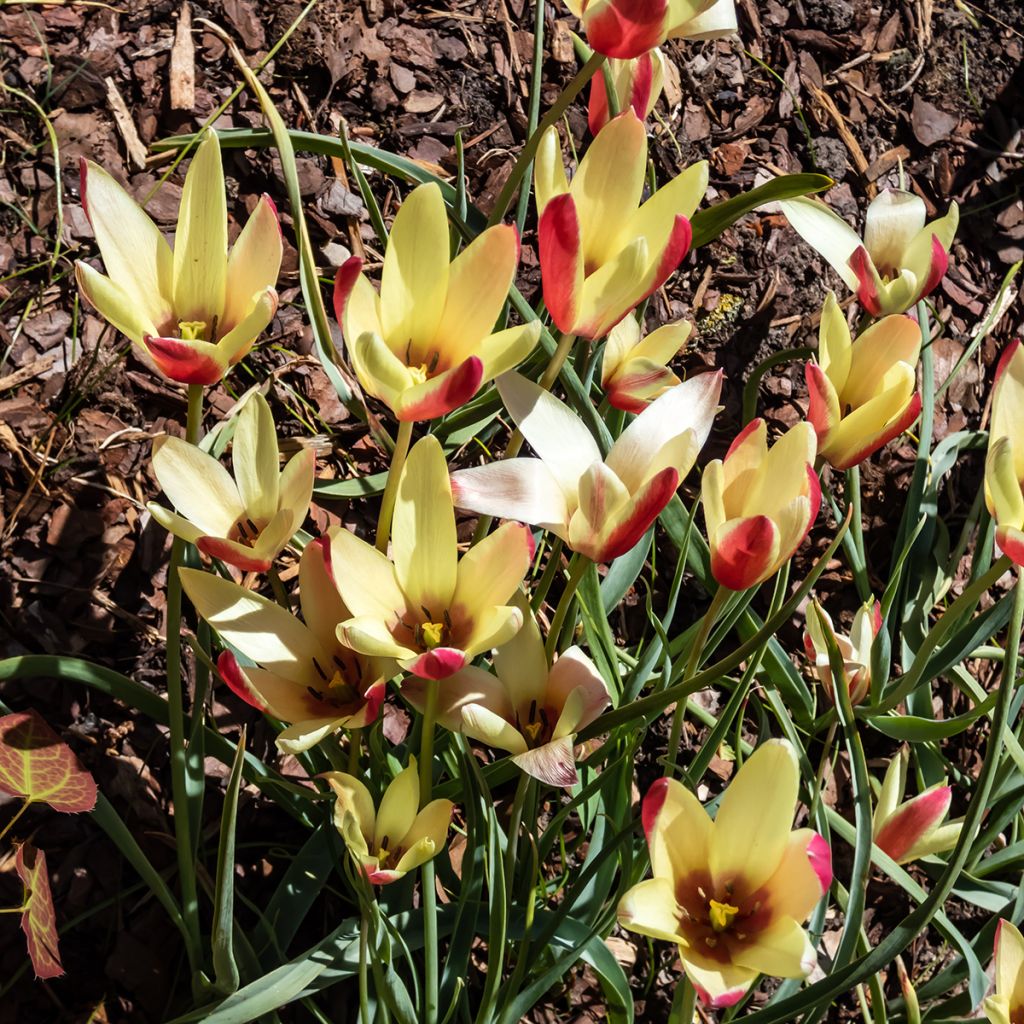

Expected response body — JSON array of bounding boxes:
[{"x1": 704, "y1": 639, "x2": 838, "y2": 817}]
[
  {"x1": 617, "y1": 739, "x2": 832, "y2": 1007},
  {"x1": 329, "y1": 435, "x2": 533, "y2": 680},
  {"x1": 778, "y1": 189, "x2": 958, "y2": 317},
  {"x1": 702, "y1": 419, "x2": 820, "y2": 591},
  {"x1": 984, "y1": 919, "x2": 1024, "y2": 1024},
  {"x1": 564, "y1": 0, "x2": 736, "y2": 60},
  {"x1": 807, "y1": 293, "x2": 922, "y2": 469},
  {"x1": 587, "y1": 48, "x2": 665, "y2": 135},
  {"x1": 148, "y1": 392, "x2": 314, "y2": 573},
  {"x1": 872, "y1": 746, "x2": 962, "y2": 864},
  {"x1": 180, "y1": 540, "x2": 387, "y2": 753},
  {"x1": 75, "y1": 132, "x2": 282, "y2": 385},
  {"x1": 450, "y1": 369, "x2": 721, "y2": 564},
  {"x1": 323, "y1": 757, "x2": 454, "y2": 886},
  {"x1": 332, "y1": 182, "x2": 539, "y2": 422},
  {"x1": 403, "y1": 594, "x2": 610, "y2": 788},
  {"x1": 985, "y1": 341, "x2": 1024, "y2": 567},
  {"x1": 534, "y1": 110, "x2": 707, "y2": 339},
  {"x1": 601, "y1": 314, "x2": 690, "y2": 412},
  {"x1": 803, "y1": 598, "x2": 882, "y2": 707}
]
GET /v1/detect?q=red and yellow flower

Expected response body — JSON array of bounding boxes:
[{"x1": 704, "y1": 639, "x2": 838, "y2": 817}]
[
  {"x1": 587, "y1": 49, "x2": 665, "y2": 134},
  {"x1": 985, "y1": 341, "x2": 1024, "y2": 567},
  {"x1": 985, "y1": 919, "x2": 1024, "y2": 1024},
  {"x1": 803, "y1": 598, "x2": 882, "y2": 706},
  {"x1": 601, "y1": 313, "x2": 690, "y2": 412}
]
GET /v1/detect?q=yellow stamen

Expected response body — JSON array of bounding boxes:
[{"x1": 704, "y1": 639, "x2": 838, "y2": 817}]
[
  {"x1": 179, "y1": 320, "x2": 208, "y2": 341},
  {"x1": 708, "y1": 898, "x2": 740, "y2": 933},
  {"x1": 407, "y1": 364, "x2": 429, "y2": 385},
  {"x1": 523, "y1": 720, "x2": 544, "y2": 743},
  {"x1": 419, "y1": 621, "x2": 446, "y2": 649}
]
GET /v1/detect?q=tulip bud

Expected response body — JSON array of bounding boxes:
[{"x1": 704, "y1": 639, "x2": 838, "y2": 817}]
[
  {"x1": 803, "y1": 597, "x2": 882, "y2": 706},
  {"x1": 600, "y1": 314, "x2": 689, "y2": 412},
  {"x1": 985, "y1": 341, "x2": 1024, "y2": 567},
  {"x1": 588, "y1": 49, "x2": 665, "y2": 134}
]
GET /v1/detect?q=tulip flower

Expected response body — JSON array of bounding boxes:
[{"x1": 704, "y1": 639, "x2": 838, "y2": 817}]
[
  {"x1": 803, "y1": 598, "x2": 882, "y2": 706},
  {"x1": 564, "y1": 0, "x2": 736, "y2": 59},
  {"x1": 403, "y1": 593, "x2": 610, "y2": 788},
  {"x1": 179, "y1": 540, "x2": 387, "y2": 753},
  {"x1": 872, "y1": 747, "x2": 962, "y2": 864},
  {"x1": 587, "y1": 49, "x2": 665, "y2": 135},
  {"x1": 985, "y1": 341, "x2": 1024, "y2": 566},
  {"x1": 984, "y1": 919, "x2": 1024, "y2": 1024},
  {"x1": 329, "y1": 435, "x2": 532, "y2": 680},
  {"x1": 332, "y1": 182, "x2": 539, "y2": 422},
  {"x1": 534, "y1": 111, "x2": 707, "y2": 339},
  {"x1": 778, "y1": 189, "x2": 958, "y2": 317},
  {"x1": 807, "y1": 293, "x2": 921, "y2": 469},
  {"x1": 148, "y1": 393, "x2": 314, "y2": 572},
  {"x1": 702, "y1": 420, "x2": 820, "y2": 591},
  {"x1": 323, "y1": 758, "x2": 454, "y2": 885},
  {"x1": 617, "y1": 739, "x2": 832, "y2": 1007},
  {"x1": 75, "y1": 132, "x2": 282, "y2": 385},
  {"x1": 451, "y1": 369, "x2": 721, "y2": 564},
  {"x1": 601, "y1": 314, "x2": 690, "y2": 412}
]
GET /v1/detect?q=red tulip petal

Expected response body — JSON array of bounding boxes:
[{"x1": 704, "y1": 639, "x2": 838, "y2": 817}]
[
  {"x1": 641, "y1": 777, "x2": 669, "y2": 848},
  {"x1": 630, "y1": 51, "x2": 655, "y2": 119},
  {"x1": 711, "y1": 515, "x2": 778, "y2": 591},
  {"x1": 216, "y1": 650, "x2": 268, "y2": 711},
  {"x1": 588, "y1": 75, "x2": 611, "y2": 136},
  {"x1": 849, "y1": 246, "x2": 882, "y2": 318},
  {"x1": 583, "y1": 0, "x2": 668, "y2": 59},
  {"x1": 597, "y1": 466, "x2": 679, "y2": 562},
  {"x1": 332, "y1": 255, "x2": 364, "y2": 324},
  {"x1": 144, "y1": 335, "x2": 225, "y2": 386},
  {"x1": 806, "y1": 832, "x2": 833, "y2": 893},
  {"x1": 917, "y1": 233, "x2": 948, "y2": 301},
  {"x1": 805, "y1": 361, "x2": 837, "y2": 445},
  {"x1": 827, "y1": 391, "x2": 922, "y2": 471},
  {"x1": 396, "y1": 357, "x2": 484, "y2": 422},
  {"x1": 726, "y1": 417, "x2": 762, "y2": 459},
  {"x1": 994, "y1": 339, "x2": 1021, "y2": 384},
  {"x1": 875, "y1": 786, "x2": 952, "y2": 862},
  {"x1": 197, "y1": 535, "x2": 274, "y2": 573},
  {"x1": 538, "y1": 194, "x2": 583, "y2": 335},
  {"x1": 408, "y1": 647, "x2": 467, "y2": 680}
]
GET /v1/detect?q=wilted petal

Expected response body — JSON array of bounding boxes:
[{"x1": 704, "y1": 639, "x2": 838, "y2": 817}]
[{"x1": 513, "y1": 736, "x2": 580, "y2": 787}]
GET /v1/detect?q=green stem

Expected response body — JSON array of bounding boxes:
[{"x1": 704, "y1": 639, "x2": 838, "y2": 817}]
[
  {"x1": 376, "y1": 419, "x2": 413, "y2": 552},
  {"x1": 514, "y1": 0, "x2": 547, "y2": 236},
  {"x1": 529, "y1": 537, "x2": 564, "y2": 613},
  {"x1": 488, "y1": 53, "x2": 605, "y2": 227},
  {"x1": 267, "y1": 566, "x2": 290, "y2": 610},
  {"x1": 419, "y1": 680, "x2": 440, "y2": 1024},
  {"x1": 0, "y1": 800, "x2": 29, "y2": 844},
  {"x1": 668, "y1": 975, "x2": 697, "y2": 1024},
  {"x1": 665, "y1": 586, "x2": 729, "y2": 777},
  {"x1": 846, "y1": 464, "x2": 870, "y2": 602},
  {"x1": 358, "y1": 914, "x2": 371, "y2": 1024},
  {"x1": 544, "y1": 553, "x2": 590, "y2": 661}
]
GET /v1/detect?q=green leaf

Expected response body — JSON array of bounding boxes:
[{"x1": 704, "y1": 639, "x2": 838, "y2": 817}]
[{"x1": 866, "y1": 689, "x2": 998, "y2": 741}]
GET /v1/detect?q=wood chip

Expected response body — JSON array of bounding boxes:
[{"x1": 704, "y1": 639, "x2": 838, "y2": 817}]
[
  {"x1": 169, "y1": 1, "x2": 195, "y2": 111},
  {"x1": 104, "y1": 77, "x2": 147, "y2": 170}
]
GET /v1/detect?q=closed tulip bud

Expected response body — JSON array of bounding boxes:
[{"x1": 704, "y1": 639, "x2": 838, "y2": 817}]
[
  {"x1": 984, "y1": 919, "x2": 1024, "y2": 1024},
  {"x1": 872, "y1": 747, "x2": 962, "y2": 864},
  {"x1": 601, "y1": 314, "x2": 690, "y2": 412},
  {"x1": 779, "y1": 189, "x2": 958, "y2": 317},
  {"x1": 587, "y1": 49, "x2": 666, "y2": 134},
  {"x1": 534, "y1": 111, "x2": 707, "y2": 339},
  {"x1": 807, "y1": 293, "x2": 922, "y2": 469},
  {"x1": 76, "y1": 132, "x2": 282, "y2": 385},
  {"x1": 702, "y1": 419, "x2": 820, "y2": 591},
  {"x1": 803, "y1": 598, "x2": 882, "y2": 706},
  {"x1": 985, "y1": 341, "x2": 1024, "y2": 566}
]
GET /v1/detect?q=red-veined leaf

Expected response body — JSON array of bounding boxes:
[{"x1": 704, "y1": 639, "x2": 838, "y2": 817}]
[
  {"x1": 0, "y1": 710, "x2": 97, "y2": 812},
  {"x1": 15, "y1": 843, "x2": 64, "y2": 980}
]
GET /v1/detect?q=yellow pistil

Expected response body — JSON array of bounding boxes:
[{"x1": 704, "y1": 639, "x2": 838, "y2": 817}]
[
  {"x1": 418, "y1": 621, "x2": 447, "y2": 649},
  {"x1": 179, "y1": 320, "x2": 208, "y2": 341},
  {"x1": 708, "y1": 898, "x2": 740, "y2": 933}
]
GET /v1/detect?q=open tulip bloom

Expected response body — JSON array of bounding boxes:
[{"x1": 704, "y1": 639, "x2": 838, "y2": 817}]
[
  {"x1": 451, "y1": 369, "x2": 721, "y2": 564},
  {"x1": 75, "y1": 132, "x2": 282, "y2": 385},
  {"x1": 333, "y1": 182, "x2": 540, "y2": 422},
  {"x1": 778, "y1": 189, "x2": 958, "y2": 318},
  {"x1": 180, "y1": 540, "x2": 387, "y2": 753},
  {"x1": 985, "y1": 919, "x2": 1024, "y2": 1024},
  {"x1": 403, "y1": 594, "x2": 610, "y2": 788},
  {"x1": 601, "y1": 314, "x2": 690, "y2": 412},
  {"x1": 324, "y1": 758, "x2": 454, "y2": 886},
  {"x1": 148, "y1": 393, "x2": 315, "y2": 573},
  {"x1": 329, "y1": 435, "x2": 533, "y2": 680},
  {"x1": 565, "y1": 0, "x2": 736, "y2": 59},
  {"x1": 702, "y1": 419, "x2": 820, "y2": 591},
  {"x1": 985, "y1": 341, "x2": 1024, "y2": 566},
  {"x1": 808, "y1": 293, "x2": 922, "y2": 470},
  {"x1": 534, "y1": 111, "x2": 707, "y2": 339},
  {"x1": 803, "y1": 598, "x2": 882, "y2": 707},
  {"x1": 587, "y1": 49, "x2": 665, "y2": 135},
  {"x1": 872, "y1": 747, "x2": 962, "y2": 864},
  {"x1": 617, "y1": 739, "x2": 832, "y2": 1007}
]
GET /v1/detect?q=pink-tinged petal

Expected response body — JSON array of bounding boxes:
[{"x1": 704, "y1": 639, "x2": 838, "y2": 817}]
[
  {"x1": 807, "y1": 831, "x2": 833, "y2": 893},
  {"x1": 685, "y1": 963, "x2": 755, "y2": 1009},
  {"x1": 646, "y1": 213, "x2": 693, "y2": 295},
  {"x1": 806, "y1": 463, "x2": 822, "y2": 529},
  {"x1": 994, "y1": 339, "x2": 1022, "y2": 385},
  {"x1": 512, "y1": 736, "x2": 579, "y2": 788},
  {"x1": 641, "y1": 777, "x2": 670, "y2": 847},
  {"x1": 406, "y1": 647, "x2": 467, "y2": 681},
  {"x1": 826, "y1": 391, "x2": 921, "y2": 471},
  {"x1": 217, "y1": 650, "x2": 267, "y2": 710},
  {"x1": 606, "y1": 364, "x2": 679, "y2": 412},
  {"x1": 849, "y1": 246, "x2": 883, "y2": 318},
  {"x1": 196, "y1": 535, "x2": 273, "y2": 572},
  {"x1": 587, "y1": 72, "x2": 611, "y2": 136},
  {"x1": 394, "y1": 357, "x2": 484, "y2": 422},
  {"x1": 582, "y1": 0, "x2": 669, "y2": 59},
  {"x1": 710, "y1": 516, "x2": 779, "y2": 591},
  {"x1": 332, "y1": 256, "x2": 364, "y2": 323},
  {"x1": 629, "y1": 51, "x2": 655, "y2": 119},
  {"x1": 366, "y1": 867, "x2": 405, "y2": 886},
  {"x1": 589, "y1": 466, "x2": 679, "y2": 562},
  {"x1": 997, "y1": 525, "x2": 1024, "y2": 568},
  {"x1": 144, "y1": 335, "x2": 226, "y2": 385},
  {"x1": 726, "y1": 417, "x2": 763, "y2": 460},
  {"x1": 538, "y1": 194, "x2": 584, "y2": 335},
  {"x1": 875, "y1": 786, "x2": 952, "y2": 863},
  {"x1": 351, "y1": 679, "x2": 387, "y2": 728},
  {"x1": 917, "y1": 233, "x2": 948, "y2": 302},
  {"x1": 805, "y1": 361, "x2": 840, "y2": 447}
]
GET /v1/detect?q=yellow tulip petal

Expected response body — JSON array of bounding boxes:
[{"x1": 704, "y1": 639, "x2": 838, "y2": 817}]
[
  {"x1": 710, "y1": 738, "x2": 800, "y2": 893},
  {"x1": 460, "y1": 603, "x2": 523, "y2": 661},
  {"x1": 215, "y1": 286, "x2": 277, "y2": 365},
  {"x1": 617, "y1": 876, "x2": 688, "y2": 945},
  {"x1": 249, "y1": 507, "x2": 296, "y2": 563},
  {"x1": 277, "y1": 717, "x2": 348, "y2": 755},
  {"x1": 602, "y1": 315, "x2": 642, "y2": 384},
  {"x1": 404, "y1": 666, "x2": 513, "y2": 732},
  {"x1": 547, "y1": 647, "x2": 610, "y2": 738},
  {"x1": 146, "y1": 503, "x2": 204, "y2": 544},
  {"x1": 173, "y1": 132, "x2": 228, "y2": 325},
  {"x1": 842, "y1": 315, "x2": 920, "y2": 409},
  {"x1": 984, "y1": 994, "x2": 1013, "y2": 1024},
  {"x1": 491, "y1": 592, "x2": 549, "y2": 712},
  {"x1": 151, "y1": 435, "x2": 241, "y2": 536},
  {"x1": 668, "y1": 0, "x2": 738, "y2": 39},
  {"x1": 817, "y1": 291, "x2": 851, "y2": 390},
  {"x1": 329, "y1": 527, "x2": 407, "y2": 621},
  {"x1": 576, "y1": 235, "x2": 649, "y2": 340},
  {"x1": 533, "y1": 126, "x2": 571, "y2": 215},
  {"x1": 700, "y1": 459, "x2": 728, "y2": 540},
  {"x1": 75, "y1": 262, "x2": 159, "y2": 347},
  {"x1": 474, "y1": 321, "x2": 542, "y2": 382},
  {"x1": 338, "y1": 616, "x2": 415, "y2": 662},
  {"x1": 233, "y1": 393, "x2": 280, "y2": 522},
  {"x1": 341, "y1": 271, "x2": 385, "y2": 350},
  {"x1": 731, "y1": 917, "x2": 815, "y2": 978},
  {"x1": 903, "y1": 202, "x2": 959, "y2": 285},
  {"x1": 625, "y1": 160, "x2": 709, "y2": 255},
  {"x1": 298, "y1": 538, "x2": 350, "y2": 649},
  {"x1": 398, "y1": 798, "x2": 453, "y2": 868},
  {"x1": 748, "y1": 422, "x2": 816, "y2": 519},
  {"x1": 375, "y1": 761, "x2": 420, "y2": 852},
  {"x1": 222, "y1": 195, "x2": 282, "y2": 335},
  {"x1": 996, "y1": 918, "x2": 1024, "y2": 1010},
  {"x1": 645, "y1": 776, "x2": 712, "y2": 881},
  {"x1": 759, "y1": 828, "x2": 831, "y2": 924},
  {"x1": 323, "y1": 771, "x2": 376, "y2": 848},
  {"x1": 633, "y1": 319, "x2": 691, "y2": 366},
  {"x1": 682, "y1": 957, "x2": 758, "y2": 1008},
  {"x1": 986, "y1": 439, "x2": 1024, "y2": 527},
  {"x1": 352, "y1": 330, "x2": 414, "y2": 410},
  {"x1": 461, "y1": 702, "x2": 529, "y2": 754},
  {"x1": 992, "y1": 344, "x2": 1024, "y2": 472},
  {"x1": 277, "y1": 448, "x2": 315, "y2": 529},
  {"x1": 777, "y1": 197, "x2": 861, "y2": 291}
]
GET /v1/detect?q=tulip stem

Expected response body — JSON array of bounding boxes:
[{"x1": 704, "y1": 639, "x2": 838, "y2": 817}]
[
  {"x1": 845, "y1": 464, "x2": 871, "y2": 602},
  {"x1": 376, "y1": 419, "x2": 413, "y2": 553},
  {"x1": 419, "y1": 679, "x2": 440, "y2": 1024},
  {"x1": 665, "y1": 586, "x2": 729, "y2": 776},
  {"x1": 488, "y1": 51, "x2": 606, "y2": 227},
  {"x1": 545, "y1": 553, "x2": 590, "y2": 661},
  {"x1": 668, "y1": 975, "x2": 697, "y2": 1024}
]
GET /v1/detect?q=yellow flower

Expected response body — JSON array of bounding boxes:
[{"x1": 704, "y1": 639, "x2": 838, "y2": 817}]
[
  {"x1": 601, "y1": 314, "x2": 689, "y2": 412},
  {"x1": 75, "y1": 132, "x2": 281, "y2": 385},
  {"x1": 617, "y1": 740, "x2": 832, "y2": 1007},
  {"x1": 534, "y1": 111, "x2": 707, "y2": 339},
  {"x1": 984, "y1": 919, "x2": 1024, "y2": 1024},
  {"x1": 985, "y1": 341, "x2": 1024, "y2": 567},
  {"x1": 332, "y1": 182, "x2": 539, "y2": 422},
  {"x1": 329, "y1": 435, "x2": 533, "y2": 680},
  {"x1": 323, "y1": 758, "x2": 454, "y2": 886},
  {"x1": 147, "y1": 393, "x2": 314, "y2": 572}
]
